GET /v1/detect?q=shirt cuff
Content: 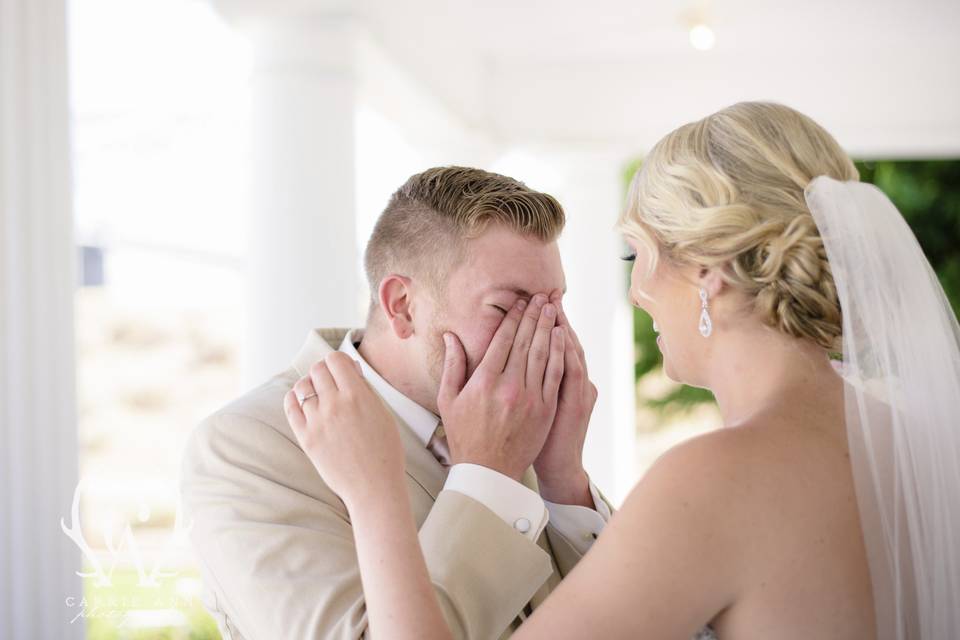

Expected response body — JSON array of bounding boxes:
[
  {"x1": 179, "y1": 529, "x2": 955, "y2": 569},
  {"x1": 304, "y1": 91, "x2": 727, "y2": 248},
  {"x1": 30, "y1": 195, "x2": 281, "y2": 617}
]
[
  {"x1": 442, "y1": 463, "x2": 549, "y2": 542},
  {"x1": 543, "y1": 480, "x2": 610, "y2": 555}
]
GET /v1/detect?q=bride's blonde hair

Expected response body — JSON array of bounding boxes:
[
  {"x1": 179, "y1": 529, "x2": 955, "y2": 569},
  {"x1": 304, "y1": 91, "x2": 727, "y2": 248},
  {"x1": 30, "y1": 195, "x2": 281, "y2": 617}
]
[{"x1": 619, "y1": 101, "x2": 858, "y2": 351}]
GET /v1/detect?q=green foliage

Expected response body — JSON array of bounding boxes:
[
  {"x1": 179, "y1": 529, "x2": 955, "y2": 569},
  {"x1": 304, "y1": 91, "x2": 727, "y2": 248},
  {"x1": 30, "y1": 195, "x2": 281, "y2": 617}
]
[
  {"x1": 855, "y1": 160, "x2": 960, "y2": 316},
  {"x1": 83, "y1": 567, "x2": 221, "y2": 640},
  {"x1": 626, "y1": 159, "x2": 960, "y2": 417}
]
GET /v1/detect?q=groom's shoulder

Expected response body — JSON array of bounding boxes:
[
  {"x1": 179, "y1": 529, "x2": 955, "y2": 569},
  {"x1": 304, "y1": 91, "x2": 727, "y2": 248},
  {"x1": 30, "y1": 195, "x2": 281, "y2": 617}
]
[
  {"x1": 196, "y1": 326, "x2": 352, "y2": 438},
  {"x1": 212, "y1": 366, "x2": 300, "y2": 429},
  {"x1": 183, "y1": 366, "x2": 303, "y2": 471},
  {"x1": 179, "y1": 365, "x2": 348, "y2": 525}
]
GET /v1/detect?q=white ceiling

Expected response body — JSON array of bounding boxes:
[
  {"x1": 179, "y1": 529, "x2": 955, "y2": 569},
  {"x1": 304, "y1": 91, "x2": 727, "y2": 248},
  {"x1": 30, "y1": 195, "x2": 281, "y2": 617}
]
[
  {"x1": 358, "y1": 0, "x2": 960, "y2": 157},
  {"x1": 213, "y1": 0, "x2": 960, "y2": 157}
]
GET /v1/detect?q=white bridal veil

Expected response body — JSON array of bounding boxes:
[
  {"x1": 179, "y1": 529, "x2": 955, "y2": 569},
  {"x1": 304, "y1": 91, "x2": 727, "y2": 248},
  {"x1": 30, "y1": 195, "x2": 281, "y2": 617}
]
[{"x1": 805, "y1": 177, "x2": 960, "y2": 639}]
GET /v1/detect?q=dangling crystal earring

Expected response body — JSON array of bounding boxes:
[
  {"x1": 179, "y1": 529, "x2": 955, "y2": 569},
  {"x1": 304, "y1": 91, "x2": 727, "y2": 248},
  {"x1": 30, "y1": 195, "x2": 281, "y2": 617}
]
[{"x1": 698, "y1": 288, "x2": 713, "y2": 338}]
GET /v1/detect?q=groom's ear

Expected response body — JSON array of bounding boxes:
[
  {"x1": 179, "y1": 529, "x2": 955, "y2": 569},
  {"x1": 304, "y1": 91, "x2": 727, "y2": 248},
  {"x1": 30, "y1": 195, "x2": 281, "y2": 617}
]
[{"x1": 377, "y1": 274, "x2": 416, "y2": 340}]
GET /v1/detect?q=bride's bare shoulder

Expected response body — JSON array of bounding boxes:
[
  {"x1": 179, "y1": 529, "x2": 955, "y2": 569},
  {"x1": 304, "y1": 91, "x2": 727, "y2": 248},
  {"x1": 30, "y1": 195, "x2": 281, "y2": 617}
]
[
  {"x1": 619, "y1": 426, "x2": 782, "y2": 534},
  {"x1": 638, "y1": 426, "x2": 762, "y2": 488},
  {"x1": 592, "y1": 427, "x2": 766, "y2": 615},
  {"x1": 620, "y1": 420, "x2": 836, "y2": 545}
]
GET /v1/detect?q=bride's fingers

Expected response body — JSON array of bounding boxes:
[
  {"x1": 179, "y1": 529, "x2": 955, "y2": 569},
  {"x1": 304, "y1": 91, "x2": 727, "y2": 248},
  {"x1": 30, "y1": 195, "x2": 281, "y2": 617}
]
[
  {"x1": 283, "y1": 389, "x2": 307, "y2": 433},
  {"x1": 308, "y1": 360, "x2": 337, "y2": 398},
  {"x1": 324, "y1": 352, "x2": 365, "y2": 393},
  {"x1": 293, "y1": 376, "x2": 322, "y2": 425},
  {"x1": 294, "y1": 375, "x2": 319, "y2": 399}
]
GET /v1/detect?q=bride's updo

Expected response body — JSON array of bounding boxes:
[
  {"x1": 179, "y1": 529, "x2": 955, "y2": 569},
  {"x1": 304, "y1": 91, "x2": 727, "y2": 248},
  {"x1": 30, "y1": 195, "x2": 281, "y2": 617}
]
[{"x1": 619, "y1": 101, "x2": 859, "y2": 351}]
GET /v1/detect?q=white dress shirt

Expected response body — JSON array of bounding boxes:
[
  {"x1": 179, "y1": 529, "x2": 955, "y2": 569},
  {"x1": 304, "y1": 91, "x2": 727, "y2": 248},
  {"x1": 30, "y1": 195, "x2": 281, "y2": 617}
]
[{"x1": 338, "y1": 329, "x2": 608, "y2": 551}]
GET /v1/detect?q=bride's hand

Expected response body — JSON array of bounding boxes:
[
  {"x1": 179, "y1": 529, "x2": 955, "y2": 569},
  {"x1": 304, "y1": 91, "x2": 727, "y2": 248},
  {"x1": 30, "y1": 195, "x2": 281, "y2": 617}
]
[{"x1": 283, "y1": 352, "x2": 405, "y2": 511}]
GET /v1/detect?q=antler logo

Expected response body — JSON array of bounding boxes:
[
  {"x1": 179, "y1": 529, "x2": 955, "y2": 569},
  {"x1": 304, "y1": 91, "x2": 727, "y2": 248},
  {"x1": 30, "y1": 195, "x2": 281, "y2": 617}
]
[{"x1": 60, "y1": 480, "x2": 194, "y2": 588}]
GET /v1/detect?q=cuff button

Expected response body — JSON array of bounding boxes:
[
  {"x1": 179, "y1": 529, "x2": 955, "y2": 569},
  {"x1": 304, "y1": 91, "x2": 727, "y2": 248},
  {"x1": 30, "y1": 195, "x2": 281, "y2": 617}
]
[{"x1": 513, "y1": 518, "x2": 531, "y2": 534}]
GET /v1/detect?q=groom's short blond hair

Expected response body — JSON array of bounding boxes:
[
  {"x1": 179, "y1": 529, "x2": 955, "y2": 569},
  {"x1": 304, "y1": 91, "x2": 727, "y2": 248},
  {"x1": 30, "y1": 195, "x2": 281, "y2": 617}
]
[{"x1": 364, "y1": 166, "x2": 566, "y2": 318}]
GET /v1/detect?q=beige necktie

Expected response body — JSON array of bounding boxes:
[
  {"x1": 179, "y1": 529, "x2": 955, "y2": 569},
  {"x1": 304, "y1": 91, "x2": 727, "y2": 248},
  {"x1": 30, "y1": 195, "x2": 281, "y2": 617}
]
[{"x1": 426, "y1": 422, "x2": 451, "y2": 467}]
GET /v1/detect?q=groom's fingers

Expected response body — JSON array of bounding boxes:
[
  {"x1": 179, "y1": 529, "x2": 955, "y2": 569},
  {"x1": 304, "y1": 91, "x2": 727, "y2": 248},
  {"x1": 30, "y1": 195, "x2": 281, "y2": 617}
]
[
  {"x1": 525, "y1": 302, "x2": 557, "y2": 390},
  {"x1": 477, "y1": 299, "x2": 525, "y2": 375},
  {"x1": 504, "y1": 295, "x2": 546, "y2": 380},
  {"x1": 551, "y1": 289, "x2": 584, "y2": 357},
  {"x1": 542, "y1": 327, "x2": 565, "y2": 403},
  {"x1": 556, "y1": 301, "x2": 587, "y2": 373},
  {"x1": 560, "y1": 324, "x2": 583, "y2": 395},
  {"x1": 438, "y1": 332, "x2": 466, "y2": 411}
]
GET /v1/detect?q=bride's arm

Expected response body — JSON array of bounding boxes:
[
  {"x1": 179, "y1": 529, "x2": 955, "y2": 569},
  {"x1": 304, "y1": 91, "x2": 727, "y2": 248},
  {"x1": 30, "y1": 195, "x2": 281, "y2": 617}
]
[
  {"x1": 349, "y1": 480, "x2": 453, "y2": 640},
  {"x1": 284, "y1": 352, "x2": 452, "y2": 640},
  {"x1": 512, "y1": 430, "x2": 745, "y2": 639},
  {"x1": 284, "y1": 299, "x2": 565, "y2": 639}
]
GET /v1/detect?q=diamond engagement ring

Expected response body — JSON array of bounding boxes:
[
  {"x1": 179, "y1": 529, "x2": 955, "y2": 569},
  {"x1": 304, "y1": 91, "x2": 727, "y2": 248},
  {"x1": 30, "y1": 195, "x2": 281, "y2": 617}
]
[{"x1": 297, "y1": 392, "x2": 318, "y2": 407}]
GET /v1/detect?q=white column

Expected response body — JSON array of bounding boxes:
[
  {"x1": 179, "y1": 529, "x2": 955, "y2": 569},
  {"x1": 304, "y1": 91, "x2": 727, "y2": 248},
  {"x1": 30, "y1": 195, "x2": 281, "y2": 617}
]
[
  {"x1": 0, "y1": 0, "x2": 83, "y2": 637},
  {"x1": 552, "y1": 151, "x2": 637, "y2": 505},
  {"x1": 216, "y1": 3, "x2": 362, "y2": 383}
]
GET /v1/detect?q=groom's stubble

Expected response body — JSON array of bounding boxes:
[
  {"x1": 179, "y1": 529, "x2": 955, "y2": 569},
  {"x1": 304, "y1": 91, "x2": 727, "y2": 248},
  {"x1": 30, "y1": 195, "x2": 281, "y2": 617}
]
[
  {"x1": 423, "y1": 293, "x2": 484, "y2": 394},
  {"x1": 424, "y1": 298, "x2": 456, "y2": 391}
]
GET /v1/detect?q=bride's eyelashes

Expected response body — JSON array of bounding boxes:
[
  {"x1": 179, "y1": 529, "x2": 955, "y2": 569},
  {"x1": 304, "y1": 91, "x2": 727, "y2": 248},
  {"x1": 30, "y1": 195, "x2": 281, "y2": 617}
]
[
  {"x1": 621, "y1": 251, "x2": 637, "y2": 262},
  {"x1": 491, "y1": 304, "x2": 508, "y2": 315}
]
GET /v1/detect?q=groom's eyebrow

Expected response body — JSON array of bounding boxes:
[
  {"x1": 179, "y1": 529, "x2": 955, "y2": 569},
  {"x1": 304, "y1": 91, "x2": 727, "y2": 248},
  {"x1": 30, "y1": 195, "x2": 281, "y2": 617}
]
[{"x1": 487, "y1": 285, "x2": 568, "y2": 297}]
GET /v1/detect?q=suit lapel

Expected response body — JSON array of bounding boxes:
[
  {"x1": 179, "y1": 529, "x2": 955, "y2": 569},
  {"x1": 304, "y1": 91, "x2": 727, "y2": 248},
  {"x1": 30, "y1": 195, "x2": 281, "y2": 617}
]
[
  {"x1": 391, "y1": 408, "x2": 448, "y2": 500},
  {"x1": 291, "y1": 328, "x2": 350, "y2": 378}
]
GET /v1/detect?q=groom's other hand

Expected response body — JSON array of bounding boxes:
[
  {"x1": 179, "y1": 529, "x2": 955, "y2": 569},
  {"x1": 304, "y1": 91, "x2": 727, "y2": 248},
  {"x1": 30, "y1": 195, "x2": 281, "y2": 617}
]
[
  {"x1": 438, "y1": 294, "x2": 565, "y2": 482},
  {"x1": 533, "y1": 288, "x2": 597, "y2": 508}
]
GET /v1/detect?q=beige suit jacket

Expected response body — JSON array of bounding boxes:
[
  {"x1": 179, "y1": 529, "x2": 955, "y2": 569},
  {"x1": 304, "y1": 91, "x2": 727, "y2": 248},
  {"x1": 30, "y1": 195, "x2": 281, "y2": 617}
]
[{"x1": 181, "y1": 328, "x2": 601, "y2": 640}]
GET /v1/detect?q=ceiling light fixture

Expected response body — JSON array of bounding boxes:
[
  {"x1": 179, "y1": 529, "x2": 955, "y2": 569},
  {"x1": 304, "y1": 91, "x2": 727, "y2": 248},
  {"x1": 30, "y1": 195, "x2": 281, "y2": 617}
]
[{"x1": 689, "y1": 23, "x2": 716, "y2": 51}]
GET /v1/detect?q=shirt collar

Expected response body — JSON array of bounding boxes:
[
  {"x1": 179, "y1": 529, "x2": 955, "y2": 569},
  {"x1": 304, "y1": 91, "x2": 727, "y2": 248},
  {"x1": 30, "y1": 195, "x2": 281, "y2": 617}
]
[{"x1": 338, "y1": 328, "x2": 440, "y2": 447}]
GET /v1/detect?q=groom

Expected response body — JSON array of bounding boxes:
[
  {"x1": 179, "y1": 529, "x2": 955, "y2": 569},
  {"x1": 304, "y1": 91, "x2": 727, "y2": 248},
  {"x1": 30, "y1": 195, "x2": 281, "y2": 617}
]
[{"x1": 181, "y1": 166, "x2": 612, "y2": 639}]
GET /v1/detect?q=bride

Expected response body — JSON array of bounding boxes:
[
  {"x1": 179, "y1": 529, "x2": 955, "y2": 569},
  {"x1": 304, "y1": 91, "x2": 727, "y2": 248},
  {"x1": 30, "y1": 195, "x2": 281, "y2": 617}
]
[{"x1": 284, "y1": 102, "x2": 960, "y2": 639}]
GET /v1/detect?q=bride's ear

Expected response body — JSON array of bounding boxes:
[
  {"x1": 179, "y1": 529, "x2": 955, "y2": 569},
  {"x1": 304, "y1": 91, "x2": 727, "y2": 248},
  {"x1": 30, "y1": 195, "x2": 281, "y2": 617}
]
[{"x1": 697, "y1": 266, "x2": 726, "y2": 299}]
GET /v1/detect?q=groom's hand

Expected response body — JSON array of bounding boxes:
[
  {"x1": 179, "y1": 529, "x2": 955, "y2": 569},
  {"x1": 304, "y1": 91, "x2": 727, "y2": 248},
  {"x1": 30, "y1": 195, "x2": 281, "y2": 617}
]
[
  {"x1": 533, "y1": 289, "x2": 597, "y2": 508},
  {"x1": 438, "y1": 294, "x2": 565, "y2": 482}
]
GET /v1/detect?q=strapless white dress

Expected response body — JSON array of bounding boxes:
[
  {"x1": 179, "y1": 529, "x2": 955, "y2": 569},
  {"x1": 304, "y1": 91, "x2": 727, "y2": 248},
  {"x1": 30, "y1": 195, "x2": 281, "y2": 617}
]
[{"x1": 694, "y1": 625, "x2": 717, "y2": 639}]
